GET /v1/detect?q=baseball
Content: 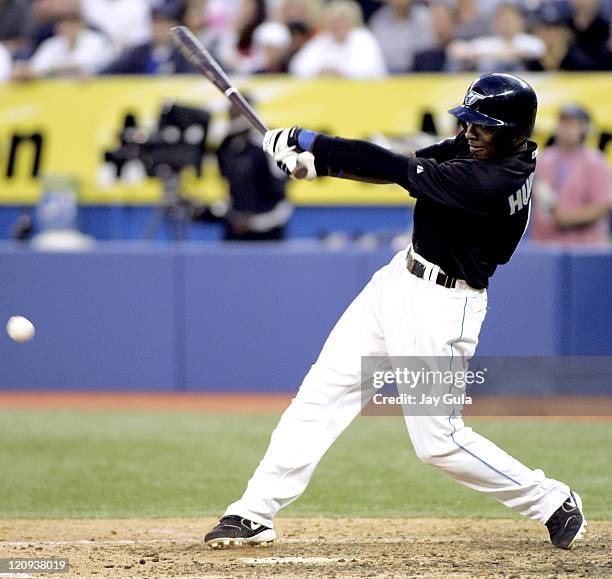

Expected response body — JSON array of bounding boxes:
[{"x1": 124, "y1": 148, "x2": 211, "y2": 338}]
[{"x1": 6, "y1": 316, "x2": 36, "y2": 343}]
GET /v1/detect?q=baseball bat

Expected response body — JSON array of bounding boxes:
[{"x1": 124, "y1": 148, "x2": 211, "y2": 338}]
[{"x1": 169, "y1": 25, "x2": 308, "y2": 179}]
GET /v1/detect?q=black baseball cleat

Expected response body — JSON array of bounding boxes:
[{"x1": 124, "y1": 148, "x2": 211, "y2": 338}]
[
  {"x1": 545, "y1": 491, "x2": 586, "y2": 549},
  {"x1": 204, "y1": 515, "x2": 277, "y2": 549}
]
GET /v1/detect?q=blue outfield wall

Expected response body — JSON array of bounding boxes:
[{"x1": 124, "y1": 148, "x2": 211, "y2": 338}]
[
  {"x1": 566, "y1": 250, "x2": 612, "y2": 356},
  {"x1": 0, "y1": 245, "x2": 179, "y2": 390},
  {"x1": 477, "y1": 247, "x2": 570, "y2": 357},
  {"x1": 182, "y1": 244, "x2": 368, "y2": 392},
  {"x1": 0, "y1": 242, "x2": 610, "y2": 392}
]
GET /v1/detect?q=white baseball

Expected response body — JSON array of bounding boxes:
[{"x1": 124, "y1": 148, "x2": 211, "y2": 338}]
[{"x1": 6, "y1": 316, "x2": 36, "y2": 343}]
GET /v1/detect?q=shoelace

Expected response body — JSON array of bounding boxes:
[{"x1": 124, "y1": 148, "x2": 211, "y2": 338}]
[{"x1": 219, "y1": 515, "x2": 242, "y2": 528}]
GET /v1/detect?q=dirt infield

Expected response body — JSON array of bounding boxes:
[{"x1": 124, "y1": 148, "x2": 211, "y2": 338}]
[
  {"x1": 1, "y1": 392, "x2": 611, "y2": 417},
  {"x1": 0, "y1": 392, "x2": 292, "y2": 414},
  {"x1": 1, "y1": 518, "x2": 610, "y2": 578}
]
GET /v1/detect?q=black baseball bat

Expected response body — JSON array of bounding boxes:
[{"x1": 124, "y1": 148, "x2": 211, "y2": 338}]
[{"x1": 169, "y1": 25, "x2": 308, "y2": 179}]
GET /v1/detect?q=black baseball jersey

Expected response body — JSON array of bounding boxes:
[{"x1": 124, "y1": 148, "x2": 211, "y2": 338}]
[{"x1": 312, "y1": 131, "x2": 537, "y2": 289}]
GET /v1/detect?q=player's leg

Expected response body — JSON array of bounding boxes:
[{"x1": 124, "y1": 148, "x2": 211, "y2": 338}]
[
  {"x1": 204, "y1": 254, "x2": 398, "y2": 546},
  {"x1": 382, "y1": 261, "x2": 584, "y2": 547}
]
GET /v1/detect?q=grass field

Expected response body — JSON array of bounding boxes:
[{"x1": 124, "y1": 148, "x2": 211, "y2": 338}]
[{"x1": 1, "y1": 409, "x2": 610, "y2": 520}]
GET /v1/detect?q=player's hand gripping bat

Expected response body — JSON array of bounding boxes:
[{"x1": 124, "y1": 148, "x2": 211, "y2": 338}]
[{"x1": 169, "y1": 25, "x2": 308, "y2": 179}]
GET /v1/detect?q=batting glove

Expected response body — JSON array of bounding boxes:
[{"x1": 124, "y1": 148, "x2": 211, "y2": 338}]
[
  {"x1": 263, "y1": 126, "x2": 297, "y2": 156},
  {"x1": 263, "y1": 126, "x2": 318, "y2": 180},
  {"x1": 274, "y1": 148, "x2": 317, "y2": 181}
]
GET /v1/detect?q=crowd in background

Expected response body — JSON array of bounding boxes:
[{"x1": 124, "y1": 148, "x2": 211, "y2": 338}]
[{"x1": 0, "y1": 0, "x2": 610, "y2": 81}]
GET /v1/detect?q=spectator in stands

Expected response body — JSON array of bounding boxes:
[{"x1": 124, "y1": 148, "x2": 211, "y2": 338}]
[
  {"x1": 81, "y1": 0, "x2": 152, "y2": 53},
  {"x1": 184, "y1": 0, "x2": 222, "y2": 55},
  {"x1": 353, "y1": 0, "x2": 381, "y2": 21},
  {"x1": 284, "y1": 21, "x2": 313, "y2": 68},
  {"x1": 100, "y1": 3, "x2": 194, "y2": 75},
  {"x1": 368, "y1": 0, "x2": 435, "y2": 73},
  {"x1": 0, "y1": 0, "x2": 33, "y2": 57},
  {"x1": 413, "y1": 2, "x2": 457, "y2": 72},
  {"x1": 216, "y1": 100, "x2": 292, "y2": 241},
  {"x1": 0, "y1": 41, "x2": 12, "y2": 82},
  {"x1": 276, "y1": 0, "x2": 321, "y2": 31},
  {"x1": 454, "y1": 0, "x2": 492, "y2": 40},
  {"x1": 216, "y1": 0, "x2": 267, "y2": 74},
  {"x1": 252, "y1": 21, "x2": 291, "y2": 73},
  {"x1": 447, "y1": 2, "x2": 545, "y2": 72},
  {"x1": 275, "y1": 0, "x2": 320, "y2": 69},
  {"x1": 203, "y1": 0, "x2": 239, "y2": 31},
  {"x1": 183, "y1": 0, "x2": 239, "y2": 54},
  {"x1": 29, "y1": 0, "x2": 80, "y2": 53},
  {"x1": 289, "y1": 0, "x2": 387, "y2": 78},
  {"x1": 527, "y1": 6, "x2": 599, "y2": 71},
  {"x1": 12, "y1": 11, "x2": 113, "y2": 79},
  {"x1": 532, "y1": 105, "x2": 611, "y2": 246},
  {"x1": 568, "y1": 0, "x2": 610, "y2": 69}
]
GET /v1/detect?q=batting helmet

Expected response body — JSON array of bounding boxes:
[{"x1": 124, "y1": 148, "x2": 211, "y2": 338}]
[{"x1": 448, "y1": 73, "x2": 538, "y2": 144}]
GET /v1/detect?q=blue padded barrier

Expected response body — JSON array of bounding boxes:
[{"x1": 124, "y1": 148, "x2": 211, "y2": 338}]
[
  {"x1": 566, "y1": 249, "x2": 612, "y2": 356},
  {"x1": 478, "y1": 246, "x2": 570, "y2": 356},
  {"x1": 181, "y1": 243, "x2": 366, "y2": 392},
  {"x1": 0, "y1": 244, "x2": 179, "y2": 390},
  {"x1": 0, "y1": 242, "x2": 610, "y2": 391}
]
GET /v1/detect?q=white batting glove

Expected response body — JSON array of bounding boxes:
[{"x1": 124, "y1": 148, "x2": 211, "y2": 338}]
[
  {"x1": 263, "y1": 127, "x2": 299, "y2": 158},
  {"x1": 263, "y1": 126, "x2": 317, "y2": 180},
  {"x1": 275, "y1": 149, "x2": 317, "y2": 181}
]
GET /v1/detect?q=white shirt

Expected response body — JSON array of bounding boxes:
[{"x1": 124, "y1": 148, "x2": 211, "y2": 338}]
[
  {"x1": 30, "y1": 29, "x2": 114, "y2": 76},
  {"x1": 369, "y1": 5, "x2": 435, "y2": 72},
  {"x1": 289, "y1": 28, "x2": 387, "y2": 79},
  {"x1": 0, "y1": 42, "x2": 11, "y2": 83},
  {"x1": 81, "y1": 0, "x2": 151, "y2": 51},
  {"x1": 463, "y1": 34, "x2": 546, "y2": 72},
  {"x1": 216, "y1": 30, "x2": 265, "y2": 75}
]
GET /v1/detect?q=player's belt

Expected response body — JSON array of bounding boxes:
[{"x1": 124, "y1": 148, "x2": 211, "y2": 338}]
[{"x1": 405, "y1": 253, "x2": 459, "y2": 289}]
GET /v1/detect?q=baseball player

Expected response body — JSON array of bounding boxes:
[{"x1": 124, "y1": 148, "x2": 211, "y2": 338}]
[{"x1": 204, "y1": 73, "x2": 586, "y2": 550}]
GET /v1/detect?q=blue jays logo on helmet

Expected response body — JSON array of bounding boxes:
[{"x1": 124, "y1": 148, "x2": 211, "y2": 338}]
[{"x1": 464, "y1": 90, "x2": 485, "y2": 107}]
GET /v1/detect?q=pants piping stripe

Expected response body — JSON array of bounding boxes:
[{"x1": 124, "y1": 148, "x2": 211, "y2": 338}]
[{"x1": 448, "y1": 298, "x2": 522, "y2": 487}]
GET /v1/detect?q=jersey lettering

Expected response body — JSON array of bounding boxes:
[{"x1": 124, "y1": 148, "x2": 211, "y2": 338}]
[{"x1": 508, "y1": 172, "x2": 534, "y2": 215}]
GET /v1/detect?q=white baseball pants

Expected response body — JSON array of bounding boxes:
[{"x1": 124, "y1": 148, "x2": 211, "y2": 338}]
[{"x1": 225, "y1": 249, "x2": 570, "y2": 527}]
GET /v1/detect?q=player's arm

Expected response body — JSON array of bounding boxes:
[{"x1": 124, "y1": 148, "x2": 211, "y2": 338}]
[
  {"x1": 311, "y1": 133, "x2": 411, "y2": 184},
  {"x1": 315, "y1": 133, "x2": 492, "y2": 215},
  {"x1": 336, "y1": 130, "x2": 469, "y2": 183},
  {"x1": 552, "y1": 202, "x2": 609, "y2": 229},
  {"x1": 263, "y1": 127, "x2": 472, "y2": 186},
  {"x1": 264, "y1": 127, "x2": 410, "y2": 184},
  {"x1": 263, "y1": 127, "x2": 489, "y2": 213},
  {"x1": 552, "y1": 156, "x2": 610, "y2": 229}
]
